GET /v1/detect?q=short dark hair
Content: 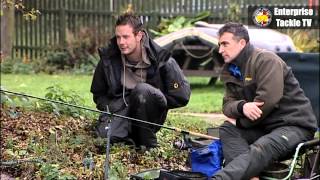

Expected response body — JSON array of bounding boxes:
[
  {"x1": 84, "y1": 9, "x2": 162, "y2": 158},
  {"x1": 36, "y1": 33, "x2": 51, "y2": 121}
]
[
  {"x1": 218, "y1": 22, "x2": 250, "y2": 43},
  {"x1": 115, "y1": 12, "x2": 143, "y2": 34}
]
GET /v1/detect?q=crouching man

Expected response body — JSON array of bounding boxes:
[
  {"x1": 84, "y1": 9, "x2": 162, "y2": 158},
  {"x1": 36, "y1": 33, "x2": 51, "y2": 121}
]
[{"x1": 90, "y1": 13, "x2": 191, "y2": 149}]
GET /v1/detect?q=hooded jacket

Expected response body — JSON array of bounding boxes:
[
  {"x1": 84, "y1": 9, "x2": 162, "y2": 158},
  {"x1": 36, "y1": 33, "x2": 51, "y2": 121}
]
[
  {"x1": 90, "y1": 32, "x2": 191, "y2": 113},
  {"x1": 220, "y1": 44, "x2": 317, "y2": 132}
]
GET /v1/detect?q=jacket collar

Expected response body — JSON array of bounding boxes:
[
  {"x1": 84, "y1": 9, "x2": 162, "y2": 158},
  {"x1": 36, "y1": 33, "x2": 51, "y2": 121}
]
[
  {"x1": 140, "y1": 31, "x2": 156, "y2": 64},
  {"x1": 231, "y1": 43, "x2": 254, "y2": 68}
]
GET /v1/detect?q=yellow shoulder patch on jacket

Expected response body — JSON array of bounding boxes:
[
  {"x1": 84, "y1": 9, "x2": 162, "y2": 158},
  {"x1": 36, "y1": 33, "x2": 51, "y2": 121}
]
[
  {"x1": 173, "y1": 82, "x2": 179, "y2": 89},
  {"x1": 245, "y1": 77, "x2": 252, "y2": 81}
]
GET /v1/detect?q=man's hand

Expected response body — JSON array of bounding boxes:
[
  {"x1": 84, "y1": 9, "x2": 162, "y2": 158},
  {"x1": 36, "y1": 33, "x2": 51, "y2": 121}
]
[{"x1": 243, "y1": 102, "x2": 264, "y2": 121}]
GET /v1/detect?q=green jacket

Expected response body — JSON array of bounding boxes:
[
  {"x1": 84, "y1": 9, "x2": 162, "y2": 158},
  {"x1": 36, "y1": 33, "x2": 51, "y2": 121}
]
[{"x1": 221, "y1": 44, "x2": 317, "y2": 132}]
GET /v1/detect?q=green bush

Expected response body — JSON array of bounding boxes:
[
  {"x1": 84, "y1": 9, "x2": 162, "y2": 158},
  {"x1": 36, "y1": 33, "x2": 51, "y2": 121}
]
[
  {"x1": 109, "y1": 160, "x2": 129, "y2": 179},
  {"x1": 13, "y1": 62, "x2": 34, "y2": 74},
  {"x1": 72, "y1": 54, "x2": 99, "y2": 75},
  {"x1": 150, "y1": 11, "x2": 211, "y2": 37},
  {"x1": 2, "y1": 28, "x2": 107, "y2": 75},
  {"x1": 35, "y1": 28, "x2": 108, "y2": 74},
  {"x1": 0, "y1": 57, "x2": 35, "y2": 74},
  {"x1": 0, "y1": 86, "x2": 33, "y2": 117},
  {"x1": 0, "y1": 58, "x2": 14, "y2": 74},
  {"x1": 38, "y1": 164, "x2": 76, "y2": 180},
  {"x1": 35, "y1": 51, "x2": 71, "y2": 74},
  {"x1": 226, "y1": 1, "x2": 241, "y2": 22},
  {"x1": 286, "y1": 29, "x2": 319, "y2": 52},
  {"x1": 38, "y1": 85, "x2": 86, "y2": 118},
  {"x1": 46, "y1": 51, "x2": 70, "y2": 70},
  {"x1": 64, "y1": 28, "x2": 106, "y2": 74}
]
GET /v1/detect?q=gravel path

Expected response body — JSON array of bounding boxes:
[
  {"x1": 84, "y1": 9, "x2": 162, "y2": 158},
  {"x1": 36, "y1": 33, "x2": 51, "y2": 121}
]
[{"x1": 170, "y1": 112, "x2": 226, "y2": 126}]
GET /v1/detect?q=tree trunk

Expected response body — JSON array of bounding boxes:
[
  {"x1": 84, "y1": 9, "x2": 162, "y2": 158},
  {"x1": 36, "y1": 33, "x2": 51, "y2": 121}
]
[{"x1": 1, "y1": 2, "x2": 15, "y2": 60}]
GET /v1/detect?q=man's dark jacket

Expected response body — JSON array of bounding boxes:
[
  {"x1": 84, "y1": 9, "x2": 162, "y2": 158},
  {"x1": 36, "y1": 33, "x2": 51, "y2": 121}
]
[{"x1": 91, "y1": 33, "x2": 191, "y2": 114}]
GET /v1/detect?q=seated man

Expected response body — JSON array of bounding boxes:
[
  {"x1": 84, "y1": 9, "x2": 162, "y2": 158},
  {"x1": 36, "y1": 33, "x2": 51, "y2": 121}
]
[
  {"x1": 212, "y1": 22, "x2": 317, "y2": 180},
  {"x1": 90, "y1": 13, "x2": 191, "y2": 148}
]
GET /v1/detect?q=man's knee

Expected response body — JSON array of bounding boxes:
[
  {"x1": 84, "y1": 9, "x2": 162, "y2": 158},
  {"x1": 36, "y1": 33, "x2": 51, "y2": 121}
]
[
  {"x1": 219, "y1": 121, "x2": 239, "y2": 139},
  {"x1": 130, "y1": 83, "x2": 167, "y2": 107},
  {"x1": 219, "y1": 122, "x2": 247, "y2": 164},
  {"x1": 131, "y1": 83, "x2": 152, "y2": 102},
  {"x1": 250, "y1": 133, "x2": 294, "y2": 165},
  {"x1": 250, "y1": 143, "x2": 269, "y2": 161}
]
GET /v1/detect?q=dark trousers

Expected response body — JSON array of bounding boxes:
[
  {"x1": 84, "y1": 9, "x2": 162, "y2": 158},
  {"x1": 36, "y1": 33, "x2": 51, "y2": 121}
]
[
  {"x1": 129, "y1": 83, "x2": 167, "y2": 146},
  {"x1": 213, "y1": 122, "x2": 314, "y2": 180},
  {"x1": 97, "y1": 83, "x2": 167, "y2": 147}
]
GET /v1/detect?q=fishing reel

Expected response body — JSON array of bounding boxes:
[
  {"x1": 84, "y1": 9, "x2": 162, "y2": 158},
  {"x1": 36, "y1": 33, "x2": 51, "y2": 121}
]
[
  {"x1": 173, "y1": 133, "x2": 193, "y2": 150},
  {"x1": 173, "y1": 132, "x2": 215, "y2": 150}
]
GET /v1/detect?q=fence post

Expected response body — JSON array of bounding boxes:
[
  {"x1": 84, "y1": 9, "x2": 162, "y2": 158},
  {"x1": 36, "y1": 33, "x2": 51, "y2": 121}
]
[
  {"x1": 1, "y1": 2, "x2": 15, "y2": 59},
  {"x1": 59, "y1": 7, "x2": 67, "y2": 47}
]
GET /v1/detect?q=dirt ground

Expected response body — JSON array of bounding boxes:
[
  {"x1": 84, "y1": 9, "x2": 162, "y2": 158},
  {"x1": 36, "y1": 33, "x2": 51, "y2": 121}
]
[{"x1": 171, "y1": 112, "x2": 226, "y2": 126}]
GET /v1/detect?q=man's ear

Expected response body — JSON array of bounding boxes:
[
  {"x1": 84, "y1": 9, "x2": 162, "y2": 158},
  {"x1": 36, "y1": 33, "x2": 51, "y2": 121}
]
[
  {"x1": 136, "y1": 31, "x2": 143, "y2": 41},
  {"x1": 239, "y1": 39, "x2": 246, "y2": 48}
]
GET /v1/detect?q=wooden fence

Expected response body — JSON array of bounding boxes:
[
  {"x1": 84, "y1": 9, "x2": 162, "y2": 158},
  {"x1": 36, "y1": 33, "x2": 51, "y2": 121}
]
[{"x1": 13, "y1": 0, "x2": 311, "y2": 59}]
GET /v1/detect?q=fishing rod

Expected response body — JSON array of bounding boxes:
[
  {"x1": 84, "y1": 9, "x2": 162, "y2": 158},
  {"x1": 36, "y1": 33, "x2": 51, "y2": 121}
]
[{"x1": 0, "y1": 89, "x2": 219, "y2": 140}]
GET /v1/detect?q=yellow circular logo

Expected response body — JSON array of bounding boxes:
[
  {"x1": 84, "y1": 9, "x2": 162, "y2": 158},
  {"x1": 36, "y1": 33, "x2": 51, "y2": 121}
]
[{"x1": 252, "y1": 7, "x2": 272, "y2": 27}]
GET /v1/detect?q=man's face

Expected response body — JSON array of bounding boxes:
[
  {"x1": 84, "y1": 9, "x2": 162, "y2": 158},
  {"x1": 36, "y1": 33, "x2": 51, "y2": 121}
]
[
  {"x1": 218, "y1": 32, "x2": 246, "y2": 63},
  {"x1": 115, "y1": 24, "x2": 142, "y2": 55}
]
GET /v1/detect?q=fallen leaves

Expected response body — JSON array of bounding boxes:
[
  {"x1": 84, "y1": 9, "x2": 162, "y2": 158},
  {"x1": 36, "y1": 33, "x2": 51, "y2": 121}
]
[{"x1": 1, "y1": 107, "x2": 191, "y2": 179}]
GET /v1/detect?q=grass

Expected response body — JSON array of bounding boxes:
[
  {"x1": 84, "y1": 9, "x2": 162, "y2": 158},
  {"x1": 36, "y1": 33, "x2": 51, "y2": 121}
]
[
  {"x1": 180, "y1": 77, "x2": 224, "y2": 113},
  {"x1": 0, "y1": 74, "x2": 224, "y2": 113},
  {"x1": 1, "y1": 73, "x2": 95, "y2": 107}
]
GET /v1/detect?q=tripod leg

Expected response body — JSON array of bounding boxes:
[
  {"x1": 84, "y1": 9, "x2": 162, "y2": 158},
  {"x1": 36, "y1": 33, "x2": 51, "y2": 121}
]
[{"x1": 104, "y1": 107, "x2": 113, "y2": 180}]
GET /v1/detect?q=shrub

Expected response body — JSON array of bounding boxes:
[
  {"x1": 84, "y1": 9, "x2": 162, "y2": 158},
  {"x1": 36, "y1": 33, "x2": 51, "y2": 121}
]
[
  {"x1": 46, "y1": 51, "x2": 70, "y2": 70},
  {"x1": 41, "y1": 28, "x2": 109, "y2": 74},
  {"x1": 286, "y1": 29, "x2": 319, "y2": 52},
  {"x1": 0, "y1": 58, "x2": 14, "y2": 74},
  {"x1": 0, "y1": 91, "x2": 33, "y2": 121},
  {"x1": 12, "y1": 62, "x2": 34, "y2": 74},
  {"x1": 150, "y1": 11, "x2": 211, "y2": 37},
  {"x1": 38, "y1": 164, "x2": 76, "y2": 180},
  {"x1": 72, "y1": 54, "x2": 99, "y2": 75},
  {"x1": 38, "y1": 85, "x2": 86, "y2": 118},
  {"x1": 64, "y1": 28, "x2": 108, "y2": 74},
  {"x1": 0, "y1": 57, "x2": 34, "y2": 74},
  {"x1": 226, "y1": 1, "x2": 241, "y2": 22}
]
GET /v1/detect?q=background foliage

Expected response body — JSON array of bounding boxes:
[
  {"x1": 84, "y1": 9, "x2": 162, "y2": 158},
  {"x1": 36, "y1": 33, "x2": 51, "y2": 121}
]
[{"x1": 286, "y1": 29, "x2": 319, "y2": 53}]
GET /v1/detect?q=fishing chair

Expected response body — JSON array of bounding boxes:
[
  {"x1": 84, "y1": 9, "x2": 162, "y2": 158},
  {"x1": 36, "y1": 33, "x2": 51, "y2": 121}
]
[
  {"x1": 259, "y1": 52, "x2": 320, "y2": 179},
  {"x1": 260, "y1": 136, "x2": 320, "y2": 180},
  {"x1": 206, "y1": 127, "x2": 320, "y2": 180},
  {"x1": 207, "y1": 128, "x2": 320, "y2": 179}
]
